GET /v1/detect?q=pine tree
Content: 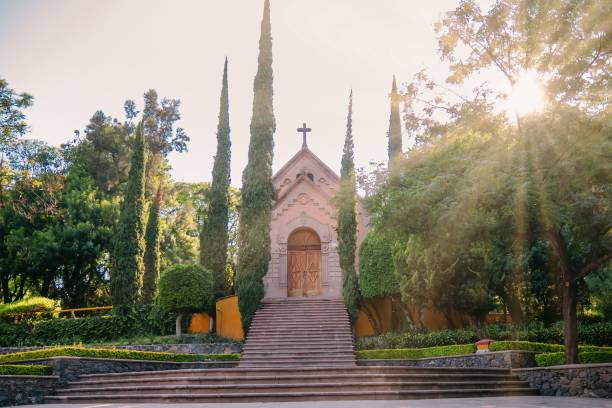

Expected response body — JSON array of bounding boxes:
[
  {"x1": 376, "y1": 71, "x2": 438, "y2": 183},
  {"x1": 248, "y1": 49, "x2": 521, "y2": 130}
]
[
  {"x1": 337, "y1": 90, "x2": 359, "y2": 321},
  {"x1": 201, "y1": 58, "x2": 232, "y2": 299},
  {"x1": 236, "y1": 0, "x2": 275, "y2": 334},
  {"x1": 142, "y1": 182, "x2": 163, "y2": 304},
  {"x1": 111, "y1": 121, "x2": 147, "y2": 309},
  {"x1": 388, "y1": 75, "x2": 402, "y2": 169}
]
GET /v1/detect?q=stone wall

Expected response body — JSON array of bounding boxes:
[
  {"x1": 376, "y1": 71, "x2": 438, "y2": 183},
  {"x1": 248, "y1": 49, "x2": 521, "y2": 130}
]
[
  {"x1": 5, "y1": 356, "x2": 238, "y2": 382},
  {"x1": 0, "y1": 375, "x2": 59, "y2": 407},
  {"x1": 0, "y1": 342, "x2": 241, "y2": 355},
  {"x1": 358, "y1": 351, "x2": 536, "y2": 369},
  {"x1": 514, "y1": 363, "x2": 612, "y2": 398}
]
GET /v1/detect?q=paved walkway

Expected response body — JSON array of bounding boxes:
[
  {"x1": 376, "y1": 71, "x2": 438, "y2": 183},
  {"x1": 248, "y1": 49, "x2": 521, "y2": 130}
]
[{"x1": 21, "y1": 396, "x2": 612, "y2": 408}]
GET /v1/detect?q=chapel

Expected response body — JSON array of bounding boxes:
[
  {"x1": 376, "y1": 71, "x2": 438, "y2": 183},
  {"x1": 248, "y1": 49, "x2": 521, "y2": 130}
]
[{"x1": 263, "y1": 125, "x2": 369, "y2": 299}]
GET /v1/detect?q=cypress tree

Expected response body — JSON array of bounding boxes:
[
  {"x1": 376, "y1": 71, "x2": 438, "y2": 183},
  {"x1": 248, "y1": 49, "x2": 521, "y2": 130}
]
[
  {"x1": 388, "y1": 75, "x2": 402, "y2": 169},
  {"x1": 142, "y1": 182, "x2": 163, "y2": 304},
  {"x1": 201, "y1": 58, "x2": 232, "y2": 299},
  {"x1": 337, "y1": 90, "x2": 359, "y2": 321},
  {"x1": 236, "y1": 0, "x2": 275, "y2": 334},
  {"x1": 111, "y1": 121, "x2": 147, "y2": 309}
]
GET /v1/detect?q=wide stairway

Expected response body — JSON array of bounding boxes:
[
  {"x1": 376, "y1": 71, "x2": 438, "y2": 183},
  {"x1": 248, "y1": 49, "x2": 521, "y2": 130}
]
[
  {"x1": 46, "y1": 298, "x2": 538, "y2": 403},
  {"x1": 239, "y1": 298, "x2": 356, "y2": 367}
]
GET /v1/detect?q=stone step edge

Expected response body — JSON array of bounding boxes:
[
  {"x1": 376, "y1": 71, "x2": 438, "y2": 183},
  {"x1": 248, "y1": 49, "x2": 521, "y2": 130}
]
[
  {"x1": 58, "y1": 381, "x2": 531, "y2": 394},
  {"x1": 68, "y1": 373, "x2": 522, "y2": 387},
  {"x1": 78, "y1": 366, "x2": 512, "y2": 379},
  {"x1": 45, "y1": 388, "x2": 538, "y2": 401}
]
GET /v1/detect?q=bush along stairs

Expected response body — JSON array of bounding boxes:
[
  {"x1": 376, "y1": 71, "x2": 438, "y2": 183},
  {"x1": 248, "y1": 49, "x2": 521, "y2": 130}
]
[{"x1": 46, "y1": 299, "x2": 538, "y2": 403}]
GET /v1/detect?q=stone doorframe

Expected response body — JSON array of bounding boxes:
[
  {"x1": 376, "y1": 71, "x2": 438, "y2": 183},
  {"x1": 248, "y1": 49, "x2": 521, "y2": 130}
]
[{"x1": 277, "y1": 212, "x2": 332, "y2": 290}]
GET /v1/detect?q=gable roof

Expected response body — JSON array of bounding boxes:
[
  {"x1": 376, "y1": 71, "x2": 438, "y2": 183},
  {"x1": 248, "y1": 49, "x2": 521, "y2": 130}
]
[
  {"x1": 273, "y1": 172, "x2": 335, "y2": 210},
  {"x1": 273, "y1": 147, "x2": 340, "y2": 184}
]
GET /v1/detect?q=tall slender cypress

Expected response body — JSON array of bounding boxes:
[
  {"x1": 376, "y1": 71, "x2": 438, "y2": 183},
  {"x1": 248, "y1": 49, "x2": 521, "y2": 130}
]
[
  {"x1": 236, "y1": 0, "x2": 275, "y2": 334},
  {"x1": 111, "y1": 121, "x2": 147, "y2": 309},
  {"x1": 142, "y1": 182, "x2": 163, "y2": 304},
  {"x1": 388, "y1": 75, "x2": 402, "y2": 169},
  {"x1": 201, "y1": 58, "x2": 232, "y2": 299},
  {"x1": 338, "y1": 90, "x2": 359, "y2": 321}
]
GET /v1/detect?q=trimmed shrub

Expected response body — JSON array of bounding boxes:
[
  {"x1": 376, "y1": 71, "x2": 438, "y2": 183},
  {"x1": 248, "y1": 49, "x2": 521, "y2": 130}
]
[
  {"x1": 0, "y1": 321, "x2": 31, "y2": 347},
  {"x1": 0, "y1": 364, "x2": 52, "y2": 376},
  {"x1": 359, "y1": 231, "x2": 398, "y2": 298},
  {"x1": 356, "y1": 329, "x2": 479, "y2": 350},
  {"x1": 30, "y1": 305, "x2": 174, "y2": 345},
  {"x1": 357, "y1": 344, "x2": 476, "y2": 360},
  {"x1": 356, "y1": 322, "x2": 612, "y2": 350},
  {"x1": 536, "y1": 351, "x2": 612, "y2": 367},
  {"x1": 0, "y1": 346, "x2": 239, "y2": 363},
  {"x1": 159, "y1": 264, "x2": 213, "y2": 337},
  {"x1": 490, "y1": 341, "x2": 564, "y2": 353},
  {"x1": 0, "y1": 297, "x2": 55, "y2": 320}
]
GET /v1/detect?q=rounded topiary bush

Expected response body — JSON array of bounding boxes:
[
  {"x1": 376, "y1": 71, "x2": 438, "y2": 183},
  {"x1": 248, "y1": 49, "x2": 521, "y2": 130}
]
[
  {"x1": 0, "y1": 297, "x2": 55, "y2": 321},
  {"x1": 158, "y1": 264, "x2": 213, "y2": 337}
]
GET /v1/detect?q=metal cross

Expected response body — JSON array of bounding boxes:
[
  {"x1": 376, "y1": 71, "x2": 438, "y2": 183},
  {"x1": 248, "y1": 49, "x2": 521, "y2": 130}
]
[{"x1": 297, "y1": 122, "x2": 311, "y2": 148}]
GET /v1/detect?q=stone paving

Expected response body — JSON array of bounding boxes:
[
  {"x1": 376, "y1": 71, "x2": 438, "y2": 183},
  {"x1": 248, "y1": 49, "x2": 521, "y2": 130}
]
[{"x1": 20, "y1": 396, "x2": 612, "y2": 408}]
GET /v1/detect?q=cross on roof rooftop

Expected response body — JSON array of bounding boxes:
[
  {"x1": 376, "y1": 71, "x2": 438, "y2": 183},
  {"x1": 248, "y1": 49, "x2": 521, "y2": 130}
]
[{"x1": 297, "y1": 122, "x2": 311, "y2": 149}]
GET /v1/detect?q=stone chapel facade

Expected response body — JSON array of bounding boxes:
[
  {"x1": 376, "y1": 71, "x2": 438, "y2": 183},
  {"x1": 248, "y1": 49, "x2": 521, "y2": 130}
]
[{"x1": 263, "y1": 144, "x2": 369, "y2": 299}]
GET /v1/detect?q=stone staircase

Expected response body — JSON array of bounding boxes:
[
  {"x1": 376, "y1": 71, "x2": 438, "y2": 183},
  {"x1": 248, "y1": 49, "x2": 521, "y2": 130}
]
[
  {"x1": 239, "y1": 298, "x2": 356, "y2": 367},
  {"x1": 45, "y1": 298, "x2": 538, "y2": 403},
  {"x1": 46, "y1": 366, "x2": 538, "y2": 403}
]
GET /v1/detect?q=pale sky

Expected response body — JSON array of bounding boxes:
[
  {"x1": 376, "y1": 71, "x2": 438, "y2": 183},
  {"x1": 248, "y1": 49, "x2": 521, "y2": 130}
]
[{"x1": 1, "y1": 0, "x2": 495, "y2": 185}]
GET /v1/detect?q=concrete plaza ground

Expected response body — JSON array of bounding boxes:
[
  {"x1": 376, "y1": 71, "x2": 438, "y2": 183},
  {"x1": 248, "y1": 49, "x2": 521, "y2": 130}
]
[{"x1": 21, "y1": 396, "x2": 612, "y2": 408}]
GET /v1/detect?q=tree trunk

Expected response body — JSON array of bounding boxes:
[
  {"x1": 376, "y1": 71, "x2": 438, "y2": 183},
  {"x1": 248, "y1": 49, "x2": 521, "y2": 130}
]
[
  {"x1": 504, "y1": 289, "x2": 525, "y2": 325},
  {"x1": 175, "y1": 313, "x2": 183, "y2": 338},
  {"x1": 418, "y1": 306, "x2": 426, "y2": 332},
  {"x1": 563, "y1": 279, "x2": 579, "y2": 364}
]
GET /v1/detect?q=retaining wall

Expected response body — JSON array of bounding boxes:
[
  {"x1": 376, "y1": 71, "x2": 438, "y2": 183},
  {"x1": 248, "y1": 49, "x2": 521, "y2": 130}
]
[{"x1": 514, "y1": 363, "x2": 612, "y2": 398}]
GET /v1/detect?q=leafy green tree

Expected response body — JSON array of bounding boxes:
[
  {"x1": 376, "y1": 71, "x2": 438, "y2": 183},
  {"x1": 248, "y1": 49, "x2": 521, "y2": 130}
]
[
  {"x1": 0, "y1": 77, "x2": 33, "y2": 145},
  {"x1": 142, "y1": 183, "x2": 163, "y2": 304},
  {"x1": 201, "y1": 58, "x2": 232, "y2": 299},
  {"x1": 236, "y1": 0, "x2": 276, "y2": 334},
  {"x1": 433, "y1": 0, "x2": 612, "y2": 363},
  {"x1": 160, "y1": 182, "x2": 206, "y2": 271},
  {"x1": 388, "y1": 76, "x2": 402, "y2": 171},
  {"x1": 337, "y1": 91, "x2": 359, "y2": 321},
  {"x1": 110, "y1": 122, "x2": 147, "y2": 309},
  {"x1": 436, "y1": 0, "x2": 611, "y2": 111},
  {"x1": 158, "y1": 263, "x2": 213, "y2": 337},
  {"x1": 63, "y1": 111, "x2": 132, "y2": 196}
]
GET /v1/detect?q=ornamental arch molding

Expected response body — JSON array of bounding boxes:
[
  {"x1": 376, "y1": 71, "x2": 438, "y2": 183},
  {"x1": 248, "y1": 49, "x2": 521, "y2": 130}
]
[{"x1": 276, "y1": 212, "x2": 332, "y2": 289}]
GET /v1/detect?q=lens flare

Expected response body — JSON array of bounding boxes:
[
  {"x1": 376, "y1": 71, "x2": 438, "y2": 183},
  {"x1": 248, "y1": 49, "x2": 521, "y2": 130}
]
[{"x1": 508, "y1": 70, "x2": 545, "y2": 117}]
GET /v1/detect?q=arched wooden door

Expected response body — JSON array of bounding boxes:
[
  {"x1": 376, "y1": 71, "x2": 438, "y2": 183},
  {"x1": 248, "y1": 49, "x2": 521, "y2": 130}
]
[{"x1": 287, "y1": 228, "x2": 321, "y2": 297}]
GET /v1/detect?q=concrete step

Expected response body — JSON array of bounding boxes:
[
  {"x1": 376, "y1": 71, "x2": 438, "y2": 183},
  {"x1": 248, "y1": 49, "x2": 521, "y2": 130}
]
[
  {"x1": 68, "y1": 373, "x2": 523, "y2": 388},
  {"x1": 56, "y1": 380, "x2": 532, "y2": 396},
  {"x1": 243, "y1": 345, "x2": 354, "y2": 352},
  {"x1": 45, "y1": 388, "x2": 539, "y2": 403},
  {"x1": 241, "y1": 350, "x2": 355, "y2": 357},
  {"x1": 77, "y1": 366, "x2": 514, "y2": 381}
]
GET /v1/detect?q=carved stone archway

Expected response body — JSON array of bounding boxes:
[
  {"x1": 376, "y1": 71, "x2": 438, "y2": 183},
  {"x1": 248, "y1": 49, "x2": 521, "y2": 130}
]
[{"x1": 277, "y1": 212, "x2": 332, "y2": 291}]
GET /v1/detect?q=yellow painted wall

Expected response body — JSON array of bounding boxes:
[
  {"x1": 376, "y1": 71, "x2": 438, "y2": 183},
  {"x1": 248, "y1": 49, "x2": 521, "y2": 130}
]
[
  {"x1": 189, "y1": 313, "x2": 212, "y2": 333},
  {"x1": 215, "y1": 295, "x2": 244, "y2": 341}
]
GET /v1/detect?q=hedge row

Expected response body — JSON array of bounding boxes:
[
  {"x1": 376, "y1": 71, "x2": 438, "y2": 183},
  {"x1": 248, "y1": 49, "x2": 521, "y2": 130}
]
[
  {"x1": 0, "y1": 347, "x2": 240, "y2": 363},
  {"x1": 356, "y1": 322, "x2": 612, "y2": 350},
  {"x1": 0, "y1": 364, "x2": 53, "y2": 376},
  {"x1": 356, "y1": 344, "x2": 476, "y2": 360},
  {"x1": 0, "y1": 305, "x2": 175, "y2": 347},
  {"x1": 536, "y1": 351, "x2": 612, "y2": 367},
  {"x1": 490, "y1": 341, "x2": 612, "y2": 353}
]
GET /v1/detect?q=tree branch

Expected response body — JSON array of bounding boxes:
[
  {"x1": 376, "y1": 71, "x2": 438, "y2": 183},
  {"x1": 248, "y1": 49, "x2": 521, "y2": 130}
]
[{"x1": 576, "y1": 252, "x2": 612, "y2": 281}]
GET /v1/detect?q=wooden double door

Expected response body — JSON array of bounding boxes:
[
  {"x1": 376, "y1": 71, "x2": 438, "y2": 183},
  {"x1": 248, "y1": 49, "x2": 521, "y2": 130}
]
[{"x1": 287, "y1": 229, "x2": 321, "y2": 297}]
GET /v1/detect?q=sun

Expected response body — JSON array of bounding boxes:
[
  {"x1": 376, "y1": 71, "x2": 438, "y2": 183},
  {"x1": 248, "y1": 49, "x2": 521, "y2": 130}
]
[{"x1": 507, "y1": 70, "x2": 545, "y2": 118}]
